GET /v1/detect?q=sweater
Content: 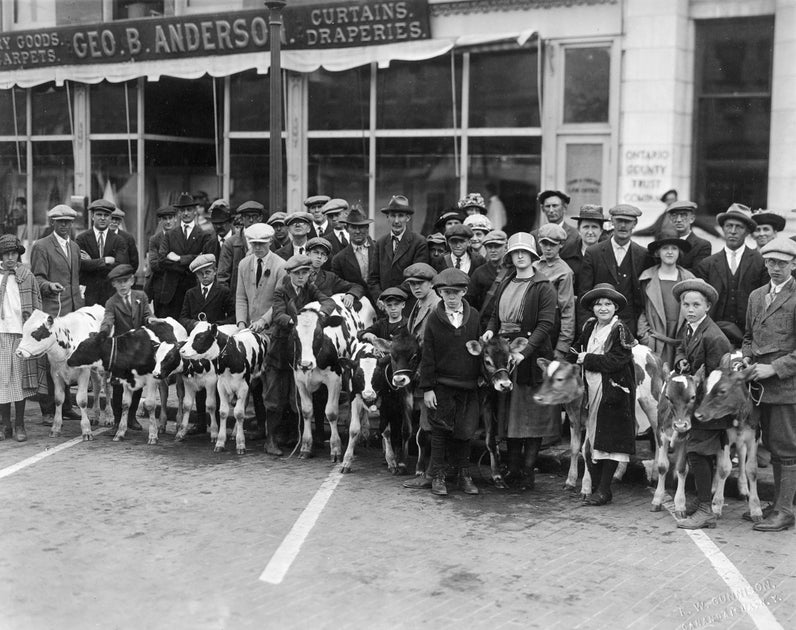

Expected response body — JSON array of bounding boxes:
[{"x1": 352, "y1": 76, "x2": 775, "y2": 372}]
[{"x1": 419, "y1": 300, "x2": 481, "y2": 391}]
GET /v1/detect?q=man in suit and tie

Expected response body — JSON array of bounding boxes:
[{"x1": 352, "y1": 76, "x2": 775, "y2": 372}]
[
  {"x1": 331, "y1": 208, "x2": 374, "y2": 297},
  {"x1": 75, "y1": 199, "x2": 130, "y2": 307},
  {"x1": 217, "y1": 200, "x2": 264, "y2": 295},
  {"x1": 305, "y1": 194, "x2": 331, "y2": 239},
  {"x1": 275, "y1": 212, "x2": 314, "y2": 260},
  {"x1": 321, "y1": 198, "x2": 351, "y2": 258},
  {"x1": 367, "y1": 195, "x2": 429, "y2": 305},
  {"x1": 30, "y1": 204, "x2": 84, "y2": 423},
  {"x1": 531, "y1": 190, "x2": 579, "y2": 252},
  {"x1": 208, "y1": 201, "x2": 233, "y2": 261},
  {"x1": 109, "y1": 208, "x2": 139, "y2": 273},
  {"x1": 157, "y1": 192, "x2": 214, "y2": 319},
  {"x1": 742, "y1": 237, "x2": 796, "y2": 532},
  {"x1": 695, "y1": 205, "x2": 768, "y2": 339},
  {"x1": 146, "y1": 205, "x2": 177, "y2": 310},
  {"x1": 579, "y1": 204, "x2": 654, "y2": 336},
  {"x1": 667, "y1": 200, "x2": 712, "y2": 270}
]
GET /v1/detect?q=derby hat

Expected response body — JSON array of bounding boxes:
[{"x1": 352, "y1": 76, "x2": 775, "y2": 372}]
[
  {"x1": 751, "y1": 209, "x2": 786, "y2": 232},
  {"x1": 0, "y1": 234, "x2": 25, "y2": 256},
  {"x1": 538, "y1": 190, "x2": 571, "y2": 206},
  {"x1": 189, "y1": 253, "x2": 216, "y2": 273},
  {"x1": 380, "y1": 195, "x2": 414, "y2": 215},
  {"x1": 172, "y1": 193, "x2": 197, "y2": 208},
  {"x1": 340, "y1": 208, "x2": 373, "y2": 226},
  {"x1": 717, "y1": 203, "x2": 756, "y2": 232},
  {"x1": 107, "y1": 264, "x2": 135, "y2": 282},
  {"x1": 571, "y1": 205, "x2": 606, "y2": 223},
  {"x1": 47, "y1": 204, "x2": 77, "y2": 220},
  {"x1": 580, "y1": 282, "x2": 627, "y2": 312},
  {"x1": 647, "y1": 229, "x2": 692, "y2": 255},
  {"x1": 672, "y1": 278, "x2": 719, "y2": 305}
]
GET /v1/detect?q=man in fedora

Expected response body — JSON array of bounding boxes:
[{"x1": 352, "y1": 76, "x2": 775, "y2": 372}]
[
  {"x1": 742, "y1": 237, "x2": 796, "y2": 532},
  {"x1": 218, "y1": 200, "x2": 265, "y2": 295},
  {"x1": 207, "y1": 200, "x2": 233, "y2": 261},
  {"x1": 560, "y1": 204, "x2": 606, "y2": 280},
  {"x1": 331, "y1": 208, "x2": 375, "y2": 296},
  {"x1": 76, "y1": 199, "x2": 130, "y2": 306},
  {"x1": 367, "y1": 195, "x2": 429, "y2": 305},
  {"x1": 579, "y1": 204, "x2": 653, "y2": 336},
  {"x1": 109, "y1": 208, "x2": 139, "y2": 273},
  {"x1": 157, "y1": 192, "x2": 214, "y2": 319},
  {"x1": 666, "y1": 200, "x2": 712, "y2": 270},
  {"x1": 695, "y1": 204, "x2": 768, "y2": 339},
  {"x1": 532, "y1": 190, "x2": 579, "y2": 251},
  {"x1": 751, "y1": 209, "x2": 786, "y2": 250}
]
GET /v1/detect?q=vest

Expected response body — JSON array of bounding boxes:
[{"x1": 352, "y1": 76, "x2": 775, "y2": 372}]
[
  {"x1": 720, "y1": 264, "x2": 743, "y2": 329},
  {"x1": 614, "y1": 251, "x2": 639, "y2": 335}
]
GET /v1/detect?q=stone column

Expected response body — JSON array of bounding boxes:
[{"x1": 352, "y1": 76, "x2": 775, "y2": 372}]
[{"x1": 284, "y1": 71, "x2": 307, "y2": 214}]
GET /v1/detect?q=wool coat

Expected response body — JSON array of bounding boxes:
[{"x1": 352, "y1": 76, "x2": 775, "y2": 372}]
[
  {"x1": 29, "y1": 232, "x2": 84, "y2": 317},
  {"x1": 235, "y1": 251, "x2": 286, "y2": 326},
  {"x1": 157, "y1": 223, "x2": 214, "y2": 307},
  {"x1": 674, "y1": 316, "x2": 732, "y2": 377},
  {"x1": 637, "y1": 265, "x2": 694, "y2": 364},
  {"x1": 100, "y1": 289, "x2": 153, "y2": 336},
  {"x1": 217, "y1": 231, "x2": 248, "y2": 295},
  {"x1": 678, "y1": 232, "x2": 712, "y2": 271},
  {"x1": 145, "y1": 230, "x2": 165, "y2": 302},
  {"x1": 114, "y1": 229, "x2": 139, "y2": 273},
  {"x1": 179, "y1": 283, "x2": 236, "y2": 332}
]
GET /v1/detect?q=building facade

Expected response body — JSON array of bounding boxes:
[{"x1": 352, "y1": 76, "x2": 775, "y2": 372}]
[{"x1": 0, "y1": 0, "x2": 794, "y2": 264}]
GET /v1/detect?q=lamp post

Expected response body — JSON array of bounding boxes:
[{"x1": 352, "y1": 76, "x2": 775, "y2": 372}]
[{"x1": 266, "y1": 0, "x2": 287, "y2": 214}]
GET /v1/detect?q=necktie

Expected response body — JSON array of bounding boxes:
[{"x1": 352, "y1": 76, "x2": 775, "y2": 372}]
[
  {"x1": 298, "y1": 246, "x2": 304, "y2": 256},
  {"x1": 127, "y1": 294, "x2": 133, "y2": 312},
  {"x1": 686, "y1": 325, "x2": 694, "y2": 345},
  {"x1": 256, "y1": 257, "x2": 263, "y2": 286},
  {"x1": 392, "y1": 236, "x2": 399, "y2": 253},
  {"x1": 355, "y1": 246, "x2": 368, "y2": 278},
  {"x1": 766, "y1": 288, "x2": 777, "y2": 308},
  {"x1": 340, "y1": 232, "x2": 348, "y2": 247},
  {"x1": 184, "y1": 224, "x2": 190, "y2": 240},
  {"x1": 455, "y1": 256, "x2": 462, "y2": 269},
  {"x1": 317, "y1": 226, "x2": 324, "y2": 238},
  {"x1": 97, "y1": 232, "x2": 105, "y2": 258},
  {"x1": 202, "y1": 286, "x2": 209, "y2": 301},
  {"x1": 219, "y1": 236, "x2": 225, "y2": 246}
]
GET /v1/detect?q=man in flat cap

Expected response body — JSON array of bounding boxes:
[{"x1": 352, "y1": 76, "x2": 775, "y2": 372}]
[
  {"x1": 109, "y1": 208, "x2": 139, "y2": 273},
  {"x1": 146, "y1": 205, "x2": 177, "y2": 313},
  {"x1": 267, "y1": 212, "x2": 290, "y2": 252},
  {"x1": 532, "y1": 190, "x2": 579, "y2": 252},
  {"x1": 579, "y1": 204, "x2": 653, "y2": 336},
  {"x1": 305, "y1": 194, "x2": 332, "y2": 239},
  {"x1": 276, "y1": 212, "x2": 315, "y2": 260},
  {"x1": 217, "y1": 200, "x2": 264, "y2": 295},
  {"x1": 695, "y1": 204, "x2": 768, "y2": 339},
  {"x1": 75, "y1": 199, "x2": 130, "y2": 307},
  {"x1": 321, "y1": 199, "x2": 351, "y2": 259},
  {"x1": 667, "y1": 200, "x2": 712, "y2": 271},
  {"x1": 331, "y1": 208, "x2": 375, "y2": 297},
  {"x1": 157, "y1": 192, "x2": 214, "y2": 319},
  {"x1": 742, "y1": 237, "x2": 796, "y2": 532},
  {"x1": 30, "y1": 204, "x2": 85, "y2": 423},
  {"x1": 367, "y1": 195, "x2": 429, "y2": 306}
]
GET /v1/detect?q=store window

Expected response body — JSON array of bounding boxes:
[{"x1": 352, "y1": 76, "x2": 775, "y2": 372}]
[
  {"x1": 0, "y1": 142, "x2": 27, "y2": 237},
  {"x1": 145, "y1": 77, "x2": 216, "y2": 137},
  {"x1": 230, "y1": 70, "x2": 270, "y2": 132},
  {"x1": 563, "y1": 47, "x2": 610, "y2": 124},
  {"x1": 229, "y1": 139, "x2": 287, "y2": 210},
  {"x1": 308, "y1": 138, "x2": 368, "y2": 208},
  {"x1": 694, "y1": 18, "x2": 773, "y2": 215},
  {"x1": 113, "y1": 0, "x2": 165, "y2": 19},
  {"x1": 308, "y1": 67, "x2": 370, "y2": 132},
  {"x1": 90, "y1": 81, "x2": 138, "y2": 134},
  {"x1": 32, "y1": 141, "x2": 74, "y2": 232},
  {"x1": 0, "y1": 89, "x2": 26, "y2": 136},
  {"x1": 32, "y1": 83, "x2": 72, "y2": 136},
  {"x1": 92, "y1": 140, "x2": 139, "y2": 234},
  {"x1": 469, "y1": 49, "x2": 539, "y2": 128}
]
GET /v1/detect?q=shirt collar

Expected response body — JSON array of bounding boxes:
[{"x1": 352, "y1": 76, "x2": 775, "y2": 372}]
[
  {"x1": 201, "y1": 282, "x2": 213, "y2": 293},
  {"x1": 181, "y1": 220, "x2": 195, "y2": 232},
  {"x1": 54, "y1": 232, "x2": 70, "y2": 247},
  {"x1": 770, "y1": 276, "x2": 792, "y2": 294},
  {"x1": 724, "y1": 243, "x2": 746, "y2": 258},
  {"x1": 689, "y1": 314, "x2": 707, "y2": 330},
  {"x1": 391, "y1": 229, "x2": 405, "y2": 241},
  {"x1": 94, "y1": 227, "x2": 107, "y2": 240},
  {"x1": 611, "y1": 237, "x2": 628, "y2": 252}
]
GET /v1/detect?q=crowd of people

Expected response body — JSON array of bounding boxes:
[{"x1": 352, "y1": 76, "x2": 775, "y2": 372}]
[{"x1": 1, "y1": 188, "x2": 795, "y2": 534}]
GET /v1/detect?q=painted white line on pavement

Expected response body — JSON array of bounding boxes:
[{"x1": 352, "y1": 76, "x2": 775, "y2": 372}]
[
  {"x1": 663, "y1": 500, "x2": 784, "y2": 630},
  {"x1": 259, "y1": 469, "x2": 343, "y2": 585},
  {"x1": 0, "y1": 429, "x2": 109, "y2": 480}
]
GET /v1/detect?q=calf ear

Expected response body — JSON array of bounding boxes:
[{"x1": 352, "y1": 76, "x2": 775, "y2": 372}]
[
  {"x1": 719, "y1": 352, "x2": 732, "y2": 370},
  {"x1": 372, "y1": 338, "x2": 392, "y2": 354},
  {"x1": 46, "y1": 315, "x2": 54, "y2": 329},
  {"x1": 537, "y1": 357, "x2": 550, "y2": 371},
  {"x1": 510, "y1": 337, "x2": 530, "y2": 353},
  {"x1": 465, "y1": 340, "x2": 483, "y2": 356},
  {"x1": 693, "y1": 365, "x2": 705, "y2": 386}
]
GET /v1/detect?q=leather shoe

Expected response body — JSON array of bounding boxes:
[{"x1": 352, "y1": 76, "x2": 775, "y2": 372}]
[
  {"x1": 403, "y1": 474, "x2": 432, "y2": 490},
  {"x1": 61, "y1": 408, "x2": 82, "y2": 421},
  {"x1": 583, "y1": 490, "x2": 612, "y2": 506},
  {"x1": 752, "y1": 511, "x2": 795, "y2": 532},
  {"x1": 127, "y1": 418, "x2": 144, "y2": 431},
  {"x1": 431, "y1": 474, "x2": 448, "y2": 496},
  {"x1": 41, "y1": 415, "x2": 54, "y2": 426},
  {"x1": 458, "y1": 473, "x2": 479, "y2": 495},
  {"x1": 742, "y1": 503, "x2": 775, "y2": 522}
]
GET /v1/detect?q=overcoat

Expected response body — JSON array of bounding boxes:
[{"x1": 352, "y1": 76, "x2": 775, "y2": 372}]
[
  {"x1": 331, "y1": 239, "x2": 375, "y2": 296},
  {"x1": 29, "y1": 232, "x2": 84, "y2": 317},
  {"x1": 636, "y1": 265, "x2": 694, "y2": 363},
  {"x1": 179, "y1": 283, "x2": 236, "y2": 332}
]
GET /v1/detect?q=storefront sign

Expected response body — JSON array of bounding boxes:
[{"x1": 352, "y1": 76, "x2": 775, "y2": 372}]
[
  {"x1": 0, "y1": 1, "x2": 430, "y2": 72},
  {"x1": 620, "y1": 146, "x2": 673, "y2": 207}
]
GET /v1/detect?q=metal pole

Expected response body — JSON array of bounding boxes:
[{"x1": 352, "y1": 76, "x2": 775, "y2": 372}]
[{"x1": 266, "y1": 0, "x2": 287, "y2": 214}]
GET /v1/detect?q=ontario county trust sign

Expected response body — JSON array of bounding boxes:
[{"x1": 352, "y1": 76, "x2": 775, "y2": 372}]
[{"x1": 0, "y1": 1, "x2": 430, "y2": 71}]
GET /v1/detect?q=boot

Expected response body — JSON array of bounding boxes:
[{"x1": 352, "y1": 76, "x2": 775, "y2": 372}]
[
  {"x1": 14, "y1": 419, "x2": 27, "y2": 443},
  {"x1": 754, "y1": 463, "x2": 796, "y2": 532},
  {"x1": 503, "y1": 438, "x2": 524, "y2": 488},
  {"x1": 264, "y1": 411, "x2": 283, "y2": 456},
  {"x1": 677, "y1": 503, "x2": 717, "y2": 529},
  {"x1": 458, "y1": 468, "x2": 479, "y2": 495},
  {"x1": 431, "y1": 472, "x2": 448, "y2": 496},
  {"x1": 403, "y1": 473, "x2": 432, "y2": 490}
]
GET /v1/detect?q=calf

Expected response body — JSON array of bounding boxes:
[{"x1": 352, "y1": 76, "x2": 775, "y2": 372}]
[
  {"x1": 693, "y1": 352, "x2": 762, "y2": 521},
  {"x1": 465, "y1": 336, "x2": 529, "y2": 488},
  {"x1": 338, "y1": 339, "x2": 379, "y2": 474},
  {"x1": 16, "y1": 305, "x2": 109, "y2": 440},
  {"x1": 533, "y1": 344, "x2": 663, "y2": 496},
  {"x1": 181, "y1": 322, "x2": 267, "y2": 455},
  {"x1": 67, "y1": 318, "x2": 187, "y2": 443}
]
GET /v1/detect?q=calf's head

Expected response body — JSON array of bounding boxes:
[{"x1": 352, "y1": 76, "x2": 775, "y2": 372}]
[
  {"x1": 533, "y1": 358, "x2": 583, "y2": 404},
  {"x1": 67, "y1": 331, "x2": 109, "y2": 368},
  {"x1": 661, "y1": 368, "x2": 702, "y2": 434},
  {"x1": 16, "y1": 310, "x2": 56, "y2": 358},
  {"x1": 693, "y1": 354, "x2": 754, "y2": 423},
  {"x1": 345, "y1": 342, "x2": 382, "y2": 406},
  {"x1": 153, "y1": 341, "x2": 184, "y2": 380},
  {"x1": 372, "y1": 331, "x2": 420, "y2": 389},
  {"x1": 466, "y1": 336, "x2": 529, "y2": 392},
  {"x1": 182, "y1": 322, "x2": 218, "y2": 360}
]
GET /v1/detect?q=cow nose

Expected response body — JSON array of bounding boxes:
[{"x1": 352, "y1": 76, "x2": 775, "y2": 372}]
[
  {"x1": 362, "y1": 390, "x2": 377, "y2": 404},
  {"x1": 300, "y1": 361, "x2": 314, "y2": 371},
  {"x1": 393, "y1": 375, "x2": 409, "y2": 388}
]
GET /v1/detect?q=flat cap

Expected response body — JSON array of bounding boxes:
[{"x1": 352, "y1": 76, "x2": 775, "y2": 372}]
[
  {"x1": 426, "y1": 232, "x2": 447, "y2": 246},
  {"x1": 538, "y1": 190, "x2": 571, "y2": 206},
  {"x1": 609, "y1": 204, "x2": 642, "y2": 219},
  {"x1": 88, "y1": 199, "x2": 115, "y2": 213},
  {"x1": 672, "y1": 278, "x2": 719, "y2": 305},
  {"x1": 244, "y1": 223, "x2": 275, "y2": 243},
  {"x1": 267, "y1": 211, "x2": 288, "y2": 225},
  {"x1": 284, "y1": 254, "x2": 313, "y2": 272},
  {"x1": 189, "y1": 253, "x2": 216, "y2": 273},
  {"x1": 236, "y1": 200, "x2": 265, "y2": 216},
  {"x1": 751, "y1": 209, "x2": 786, "y2": 232},
  {"x1": 760, "y1": 236, "x2": 796, "y2": 261},
  {"x1": 445, "y1": 224, "x2": 474, "y2": 241},
  {"x1": 110, "y1": 208, "x2": 125, "y2": 219},
  {"x1": 380, "y1": 287, "x2": 408, "y2": 302},
  {"x1": 306, "y1": 237, "x2": 332, "y2": 255},
  {"x1": 537, "y1": 223, "x2": 568, "y2": 244},
  {"x1": 666, "y1": 200, "x2": 698, "y2": 214},
  {"x1": 457, "y1": 192, "x2": 486, "y2": 212},
  {"x1": 107, "y1": 264, "x2": 135, "y2": 281},
  {"x1": 403, "y1": 262, "x2": 437, "y2": 281},
  {"x1": 322, "y1": 199, "x2": 349, "y2": 215},
  {"x1": 432, "y1": 268, "x2": 470, "y2": 290},
  {"x1": 304, "y1": 195, "x2": 331, "y2": 207},
  {"x1": 47, "y1": 204, "x2": 77, "y2": 220},
  {"x1": 464, "y1": 214, "x2": 492, "y2": 232},
  {"x1": 482, "y1": 230, "x2": 508, "y2": 246},
  {"x1": 285, "y1": 212, "x2": 315, "y2": 226},
  {"x1": 156, "y1": 205, "x2": 176, "y2": 217},
  {"x1": 210, "y1": 206, "x2": 231, "y2": 224}
]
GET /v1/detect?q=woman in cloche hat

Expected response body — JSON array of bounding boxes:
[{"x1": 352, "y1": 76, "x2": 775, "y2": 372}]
[
  {"x1": 0, "y1": 234, "x2": 45, "y2": 442},
  {"x1": 569, "y1": 283, "x2": 636, "y2": 506}
]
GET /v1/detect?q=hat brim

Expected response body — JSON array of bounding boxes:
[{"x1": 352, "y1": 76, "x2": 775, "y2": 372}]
[
  {"x1": 580, "y1": 288, "x2": 627, "y2": 312},
  {"x1": 380, "y1": 207, "x2": 414, "y2": 215},
  {"x1": 342, "y1": 219, "x2": 374, "y2": 226},
  {"x1": 752, "y1": 213, "x2": 786, "y2": 232},
  {"x1": 287, "y1": 265, "x2": 312, "y2": 272},
  {"x1": 0, "y1": 245, "x2": 25, "y2": 256},
  {"x1": 571, "y1": 216, "x2": 606, "y2": 224},
  {"x1": 191, "y1": 263, "x2": 214, "y2": 273},
  {"x1": 648, "y1": 237, "x2": 691, "y2": 255},
  {"x1": 761, "y1": 251, "x2": 796, "y2": 262},
  {"x1": 672, "y1": 281, "x2": 719, "y2": 305},
  {"x1": 717, "y1": 212, "x2": 757, "y2": 232},
  {"x1": 504, "y1": 244, "x2": 540, "y2": 262}
]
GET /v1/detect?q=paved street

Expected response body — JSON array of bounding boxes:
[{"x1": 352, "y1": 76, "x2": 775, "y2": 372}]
[{"x1": 0, "y1": 412, "x2": 794, "y2": 630}]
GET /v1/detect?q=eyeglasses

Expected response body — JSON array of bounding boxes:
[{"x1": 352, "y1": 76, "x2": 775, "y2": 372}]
[{"x1": 764, "y1": 258, "x2": 793, "y2": 268}]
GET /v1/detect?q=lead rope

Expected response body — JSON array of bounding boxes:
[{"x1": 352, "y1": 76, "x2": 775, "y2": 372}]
[{"x1": 56, "y1": 291, "x2": 62, "y2": 318}]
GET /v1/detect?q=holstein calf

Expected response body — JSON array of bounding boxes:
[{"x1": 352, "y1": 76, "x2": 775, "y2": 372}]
[
  {"x1": 67, "y1": 318, "x2": 187, "y2": 443},
  {"x1": 533, "y1": 344, "x2": 663, "y2": 496},
  {"x1": 465, "y1": 336, "x2": 529, "y2": 488},
  {"x1": 181, "y1": 322, "x2": 267, "y2": 455},
  {"x1": 693, "y1": 352, "x2": 762, "y2": 521},
  {"x1": 16, "y1": 305, "x2": 109, "y2": 440},
  {"x1": 338, "y1": 339, "x2": 379, "y2": 473}
]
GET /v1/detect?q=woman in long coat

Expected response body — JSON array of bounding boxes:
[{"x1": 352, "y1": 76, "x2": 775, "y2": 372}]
[
  {"x1": 482, "y1": 233, "x2": 557, "y2": 489},
  {"x1": 637, "y1": 230, "x2": 694, "y2": 368},
  {"x1": 569, "y1": 283, "x2": 636, "y2": 505},
  {"x1": 0, "y1": 234, "x2": 45, "y2": 442}
]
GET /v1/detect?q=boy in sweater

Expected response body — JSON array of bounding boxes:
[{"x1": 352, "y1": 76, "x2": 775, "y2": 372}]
[
  {"x1": 419, "y1": 268, "x2": 482, "y2": 496},
  {"x1": 358, "y1": 287, "x2": 408, "y2": 343}
]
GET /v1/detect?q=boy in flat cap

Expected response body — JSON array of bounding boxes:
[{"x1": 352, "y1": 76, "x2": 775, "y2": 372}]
[
  {"x1": 534, "y1": 223, "x2": 575, "y2": 360},
  {"x1": 306, "y1": 237, "x2": 364, "y2": 307},
  {"x1": 434, "y1": 224, "x2": 485, "y2": 276}
]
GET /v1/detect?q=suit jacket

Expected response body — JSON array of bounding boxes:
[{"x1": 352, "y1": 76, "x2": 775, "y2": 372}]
[
  {"x1": 217, "y1": 232, "x2": 248, "y2": 295},
  {"x1": 679, "y1": 232, "x2": 712, "y2": 271},
  {"x1": 367, "y1": 230, "x2": 429, "y2": 304},
  {"x1": 207, "y1": 232, "x2": 229, "y2": 263},
  {"x1": 275, "y1": 240, "x2": 311, "y2": 261},
  {"x1": 531, "y1": 221, "x2": 579, "y2": 251},
  {"x1": 694, "y1": 248, "x2": 768, "y2": 333},
  {"x1": 325, "y1": 229, "x2": 350, "y2": 258},
  {"x1": 675, "y1": 316, "x2": 731, "y2": 377},
  {"x1": 100, "y1": 289, "x2": 153, "y2": 335},
  {"x1": 114, "y1": 229, "x2": 139, "y2": 274},
  {"x1": 157, "y1": 223, "x2": 214, "y2": 304},
  {"x1": 30, "y1": 232, "x2": 84, "y2": 317},
  {"x1": 742, "y1": 278, "x2": 796, "y2": 403},
  {"x1": 331, "y1": 240, "x2": 375, "y2": 296},
  {"x1": 75, "y1": 228, "x2": 130, "y2": 306},
  {"x1": 145, "y1": 231, "x2": 165, "y2": 302},
  {"x1": 179, "y1": 282, "x2": 236, "y2": 331},
  {"x1": 235, "y1": 251, "x2": 286, "y2": 326},
  {"x1": 407, "y1": 293, "x2": 441, "y2": 343},
  {"x1": 434, "y1": 251, "x2": 486, "y2": 277},
  {"x1": 579, "y1": 238, "x2": 654, "y2": 336},
  {"x1": 311, "y1": 268, "x2": 364, "y2": 299}
]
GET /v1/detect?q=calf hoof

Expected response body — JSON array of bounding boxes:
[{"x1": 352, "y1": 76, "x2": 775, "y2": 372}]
[
  {"x1": 49, "y1": 430, "x2": 61, "y2": 438},
  {"x1": 674, "y1": 510, "x2": 686, "y2": 519},
  {"x1": 395, "y1": 463, "x2": 409, "y2": 476},
  {"x1": 113, "y1": 435, "x2": 124, "y2": 442},
  {"x1": 147, "y1": 437, "x2": 158, "y2": 445},
  {"x1": 340, "y1": 466, "x2": 352, "y2": 474},
  {"x1": 174, "y1": 432, "x2": 186, "y2": 442},
  {"x1": 236, "y1": 448, "x2": 246, "y2": 455},
  {"x1": 213, "y1": 445, "x2": 225, "y2": 453},
  {"x1": 650, "y1": 503, "x2": 662, "y2": 512},
  {"x1": 563, "y1": 483, "x2": 577, "y2": 492},
  {"x1": 82, "y1": 434, "x2": 94, "y2": 442},
  {"x1": 493, "y1": 477, "x2": 508, "y2": 490}
]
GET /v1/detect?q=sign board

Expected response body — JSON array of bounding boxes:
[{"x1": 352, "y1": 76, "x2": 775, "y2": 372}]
[
  {"x1": 0, "y1": 1, "x2": 430, "y2": 72},
  {"x1": 620, "y1": 146, "x2": 673, "y2": 214}
]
